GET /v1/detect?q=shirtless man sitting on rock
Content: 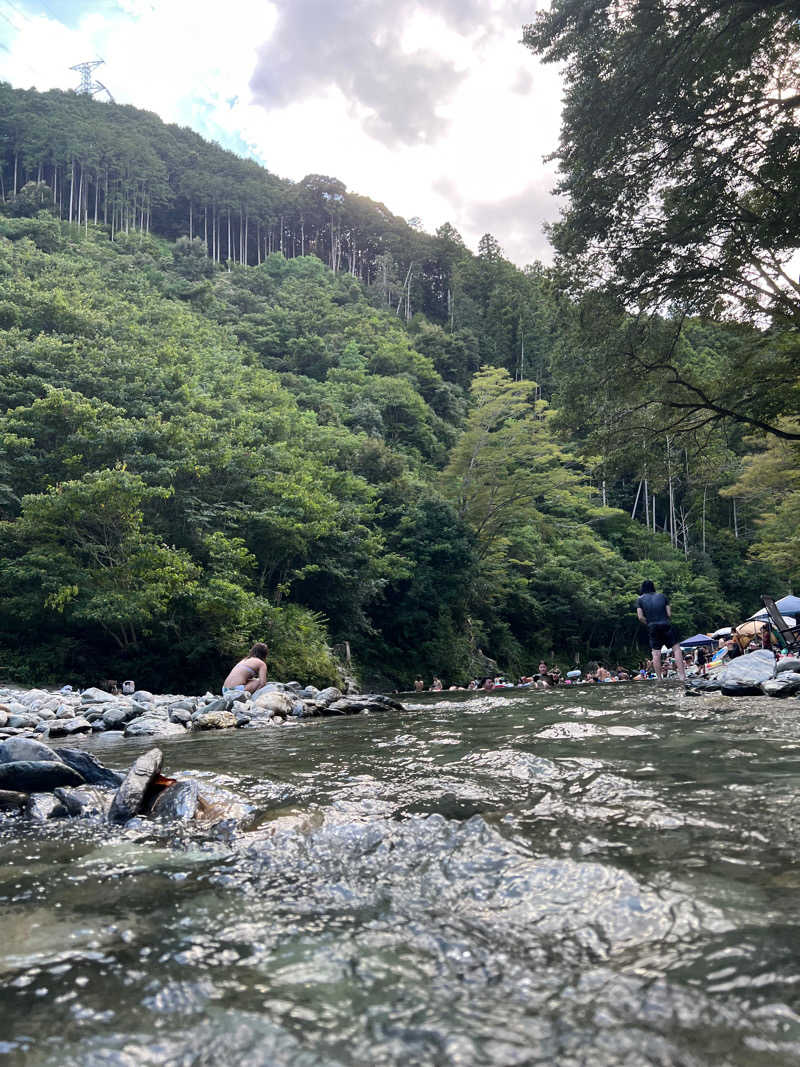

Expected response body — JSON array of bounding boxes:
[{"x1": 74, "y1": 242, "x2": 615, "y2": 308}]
[{"x1": 222, "y1": 643, "x2": 268, "y2": 694}]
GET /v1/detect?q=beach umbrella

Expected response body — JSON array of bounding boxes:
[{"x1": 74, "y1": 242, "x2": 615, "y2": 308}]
[
  {"x1": 711, "y1": 626, "x2": 733, "y2": 639},
  {"x1": 737, "y1": 617, "x2": 795, "y2": 638},
  {"x1": 749, "y1": 595, "x2": 800, "y2": 621},
  {"x1": 679, "y1": 633, "x2": 715, "y2": 648}
]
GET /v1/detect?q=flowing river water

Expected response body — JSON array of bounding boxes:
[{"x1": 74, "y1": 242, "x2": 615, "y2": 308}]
[{"x1": 2, "y1": 682, "x2": 800, "y2": 1066}]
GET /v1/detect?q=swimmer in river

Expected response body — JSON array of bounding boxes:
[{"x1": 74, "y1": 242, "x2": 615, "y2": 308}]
[{"x1": 222, "y1": 643, "x2": 268, "y2": 694}]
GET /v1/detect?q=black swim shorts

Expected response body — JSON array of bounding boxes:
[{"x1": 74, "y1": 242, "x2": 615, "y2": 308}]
[{"x1": 648, "y1": 622, "x2": 678, "y2": 650}]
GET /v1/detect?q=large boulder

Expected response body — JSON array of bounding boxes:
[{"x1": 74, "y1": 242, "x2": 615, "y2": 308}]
[
  {"x1": 0, "y1": 737, "x2": 62, "y2": 764},
  {"x1": 54, "y1": 749, "x2": 123, "y2": 788},
  {"x1": 80, "y1": 687, "x2": 118, "y2": 705},
  {"x1": 26, "y1": 793, "x2": 66, "y2": 820},
  {"x1": 315, "y1": 687, "x2": 343, "y2": 707},
  {"x1": 0, "y1": 760, "x2": 85, "y2": 792},
  {"x1": 152, "y1": 779, "x2": 200, "y2": 822},
  {"x1": 124, "y1": 718, "x2": 186, "y2": 739},
  {"x1": 47, "y1": 717, "x2": 93, "y2": 738},
  {"x1": 251, "y1": 691, "x2": 294, "y2": 717},
  {"x1": 109, "y1": 748, "x2": 163, "y2": 823},
  {"x1": 761, "y1": 674, "x2": 800, "y2": 698},
  {"x1": 716, "y1": 649, "x2": 776, "y2": 689},
  {"x1": 193, "y1": 710, "x2": 237, "y2": 730},
  {"x1": 103, "y1": 705, "x2": 138, "y2": 729}
]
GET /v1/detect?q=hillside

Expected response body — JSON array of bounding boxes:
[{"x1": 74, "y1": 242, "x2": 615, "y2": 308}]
[{"x1": 0, "y1": 86, "x2": 780, "y2": 690}]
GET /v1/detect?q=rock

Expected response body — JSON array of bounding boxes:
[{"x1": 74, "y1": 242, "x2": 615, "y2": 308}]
[
  {"x1": 716, "y1": 649, "x2": 776, "y2": 688},
  {"x1": 0, "y1": 760, "x2": 85, "y2": 792},
  {"x1": 103, "y1": 706, "x2": 136, "y2": 729},
  {"x1": 109, "y1": 748, "x2": 163, "y2": 823},
  {"x1": 169, "y1": 699, "x2": 195, "y2": 713},
  {"x1": 152, "y1": 779, "x2": 200, "y2": 822},
  {"x1": 201, "y1": 696, "x2": 231, "y2": 714},
  {"x1": 685, "y1": 679, "x2": 722, "y2": 694},
  {"x1": 130, "y1": 701, "x2": 167, "y2": 720},
  {"x1": 193, "y1": 710, "x2": 237, "y2": 730},
  {"x1": 80, "y1": 687, "x2": 117, "y2": 704},
  {"x1": 0, "y1": 711, "x2": 7, "y2": 728},
  {"x1": 54, "y1": 785, "x2": 115, "y2": 818},
  {"x1": 761, "y1": 676, "x2": 800, "y2": 698},
  {"x1": 251, "y1": 691, "x2": 293, "y2": 716},
  {"x1": 26, "y1": 793, "x2": 66, "y2": 820},
  {"x1": 54, "y1": 749, "x2": 123, "y2": 788},
  {"x1": 124, "y1": 718, "x2": 186, "y2": 739},
  {"x1": 8, "y1": 714, "x2": 40, "y2": 729},
  {"x1": 47, "y1": 717, "x2": 93, "y2": 738},
  {"x1": 0, "y1": 790, "x2": 27, "y2": 812},
  {"x1": 720, "y1": 682, "x2": 765, "y2": 697},
  {"x1": 775, "y1": 657, "x2": 800, "y2": 675},
  {"x1": 234, "y1": 712, "x2": 251, "y2": 727},
  {"x1": 0, "y1": 737, "x2": 63, "y2": 764},
  {"x1": 169, "y1": 708, "x2": 193, "y2": 726},
  {"x1": 35, "y1": 709, "x2": 56, "y2": 721},
  {"x1": 315, "y1": 687, "x2": 343, "y2": 707},
  {"x1": 132, "y1": 690, "x2": 155, "y2": 704}
]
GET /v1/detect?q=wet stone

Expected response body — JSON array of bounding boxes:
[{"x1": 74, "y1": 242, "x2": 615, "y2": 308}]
[
  {"x1": 124, "y1": 718, "x2": 186, "y2": 739},
  {"x1": 0, "y1": 760, "x2": 85, "y2": 792},
  {"x1": 109, "y1": 747, "x2": 163, "y2": 823},
  {"x1": 26, "y1": 793, "x2": 66, "y2": 820},
  {"x1": 47, "y1": 716, "x2": 93, "y2": 738},
  {"x1": 54, "y1": 749, "x2": 123, "y2": 788},
  {"x1": 54, "y1": 785, "x2": 115, "y2": 818},
  {"x1": 0, "y1": 789, "x2": 27, "y2": 812},
  {"x1": 152, "y1": 779, "x2": 200, "y2": 822},
  {"x1": 0, "y1": 737, "x2": 63, "y2": 765}
]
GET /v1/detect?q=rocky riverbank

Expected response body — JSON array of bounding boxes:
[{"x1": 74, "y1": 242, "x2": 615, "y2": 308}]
[
  {"x1": 0, "y1": 681, "x2": 405, "y2": 744},
  {"x1": 0, "y1": 680, "x2": 406, "y2": 829}
]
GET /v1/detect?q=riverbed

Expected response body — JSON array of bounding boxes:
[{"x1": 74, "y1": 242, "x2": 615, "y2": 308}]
[{"x1": 2, "y1": 682, "x2": 799, "y2": 1065}]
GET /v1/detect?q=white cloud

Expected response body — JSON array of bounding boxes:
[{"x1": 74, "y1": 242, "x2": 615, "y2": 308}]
[{"x1": 2, "y1": 0, "x2": 562, "y2": 265}]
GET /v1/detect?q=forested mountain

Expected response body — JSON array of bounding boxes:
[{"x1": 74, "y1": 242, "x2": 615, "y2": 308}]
[{"x1": 0, "y1": 84, "x2": 783, "y2": 690}]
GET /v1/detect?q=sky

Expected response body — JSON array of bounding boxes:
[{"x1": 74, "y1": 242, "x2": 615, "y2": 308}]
[{"x1": 0, "y1": 0, "x2": 563, "y2": 266}]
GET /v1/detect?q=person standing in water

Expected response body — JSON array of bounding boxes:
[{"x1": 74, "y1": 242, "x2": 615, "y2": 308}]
[
  {"x1": 223, "y1": 642, "x2": 268, "y2": 694},
  {"x1": 636, "y1": 581, "x2": 686, "y2": 680}
]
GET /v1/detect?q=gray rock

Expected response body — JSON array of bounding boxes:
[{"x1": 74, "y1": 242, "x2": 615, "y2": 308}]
[
  {"x1": 80, "y1": 687, "x2": 117, "y2": 704},
  {"x1": 0, "y1": 711, "x2": 7, "y2": 728},
  {"x1": 124, "y1": 718, "x2": 186, "y2": 739},
  {"x1": 8, "y1": 715, "x2": 40, "y2": 729},
  {"x1": 716, "y1": 649, "x2": 776, "y2": 687},
  {"x1": 132, "y1": 690, "x2": 155, "y2": 704},
  {"x1": 251, "y1": 691, "x2": 293, "y2": 716},
  {"x1": 193, "y1": 710, "x2": 237, "y2": 730},
  {"x1": 169, "y1": 699, "x2": 195, "y2": 713},
  {"x1": 761, "y1": 677, "x2": 800, "y2": 698},
  {"x1": 315, "y1": 687, "x2": 343, "y2": 707},
  {"x1": 169, "y1": 708, "x2": 193, "y2": 726},
  {"x1": 775, "y1": 657, "x2": 800, "y2": 675},
  {"x1": 54, "y1": 785, "x2": 115, "y2": 818},
  {"x1": 47, "y1": 717, "x2": 93, "y2": 738},
  {"x1": 0, "y1": 789, "x2": 28, "y2": 812},
  {"x1": 109, "y1": 748, "x2": 163, "y2": 823},
  {"x1": 0, "y1": 760, "x2": 85, "y2": 792},
  {"x1": 201, "y1": 696, "x2": 231, "y2": 714},
  {"x1": 130, "y1": 701, "x2": 167, "y2": 720},
  {"x1": 35, "y1": 709, "x2": 56, "y2": 721},
  {"x1": 103, "y1": 706, "x2": 134, "y2": 729},
  {"x1": 152, "y1": 779, "x2": 199, "y2": 822},
  {"x1": 53, "y1": 749, "x2": 123, "y2": 788},
  {"x1": 0, "y1": 737, "x2": 63, "y2": 765},
  {"x1": 234, "y1": 712, "x2": 251, "y2": 727},
  {"x1": 26, "y1": 793, "x2": 66, "y2": 820}
]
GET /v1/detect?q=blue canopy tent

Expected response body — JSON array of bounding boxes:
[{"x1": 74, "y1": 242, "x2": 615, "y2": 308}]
[
  {"x1": 749, "y1": 595, "x2": 800, "y2": 621},
  {"x1": 680, "y1": 633, "x2": 715, "y2": 648}
]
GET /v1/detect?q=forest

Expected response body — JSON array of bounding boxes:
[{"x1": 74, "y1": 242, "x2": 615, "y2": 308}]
[{"x1": 0, "y1": 71, "x2": 793, "y2": 692}]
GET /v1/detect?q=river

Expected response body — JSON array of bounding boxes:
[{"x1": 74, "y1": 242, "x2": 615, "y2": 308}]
[{"x1": 1, "y1": 682, "x2": 799, "y2": 1065}]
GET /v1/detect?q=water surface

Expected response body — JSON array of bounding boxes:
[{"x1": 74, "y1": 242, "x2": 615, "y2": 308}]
[{"x1": 2, "y1": 683, "x2": 800, "y2": 1065}]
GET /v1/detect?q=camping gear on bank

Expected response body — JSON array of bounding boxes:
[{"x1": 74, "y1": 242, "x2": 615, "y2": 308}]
[{"x1": 760, "y1": 596, "x2": 800, "y2": 654}]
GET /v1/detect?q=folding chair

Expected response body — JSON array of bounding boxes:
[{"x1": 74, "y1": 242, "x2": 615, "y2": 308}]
[{"x1": 761, "y1": 596, "x2": 800, "y2": 653}]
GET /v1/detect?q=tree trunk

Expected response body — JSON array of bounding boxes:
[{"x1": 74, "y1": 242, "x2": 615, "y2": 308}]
[
  {"x1": 702, "y1": 484, "x2": 707, "y2": 554},
  {"x1": 644, "y1": 475, "x2": 649, "y2": 527},
  {"x1": 189, "y1": 199, "x2": 193, "y2": 241},
  {"x1": 13, "y1": 152, "x2": 18, "y2": 197},
  {"x1": 227, "y1": 210, "x2": 231, "y2": 267},
  {"x1": 631, "y1": 479, "x2": 643, "y2": 520}
]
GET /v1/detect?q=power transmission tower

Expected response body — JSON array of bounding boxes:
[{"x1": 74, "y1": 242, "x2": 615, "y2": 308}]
[{"x1": 70, "y1": 60, "x2": 114, "y2": 102}]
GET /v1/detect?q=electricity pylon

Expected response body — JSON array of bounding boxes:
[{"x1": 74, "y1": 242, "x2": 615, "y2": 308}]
[{"x1": 70, "y1": 60, "x2": 114, "y2": 102}]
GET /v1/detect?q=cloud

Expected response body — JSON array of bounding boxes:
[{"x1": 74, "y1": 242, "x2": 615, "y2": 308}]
[{"x1": 249, "y1": 0, "x2": 533, "y2": 146}]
